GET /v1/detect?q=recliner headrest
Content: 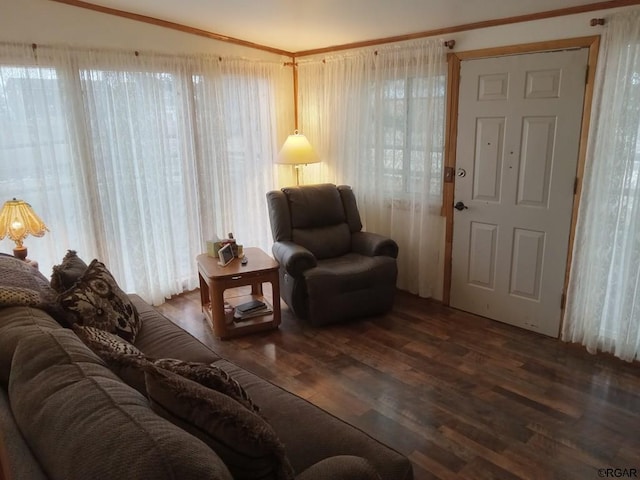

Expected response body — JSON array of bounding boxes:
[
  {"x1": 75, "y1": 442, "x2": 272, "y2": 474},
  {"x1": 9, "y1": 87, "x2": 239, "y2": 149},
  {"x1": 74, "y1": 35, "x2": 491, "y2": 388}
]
[{"x1": 283, "y1": 184, "x2": 346, "y2": 229}]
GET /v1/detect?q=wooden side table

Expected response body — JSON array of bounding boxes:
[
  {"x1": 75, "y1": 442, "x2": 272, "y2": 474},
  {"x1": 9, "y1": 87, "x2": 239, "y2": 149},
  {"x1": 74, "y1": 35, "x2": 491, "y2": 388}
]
[{"x1": 196, "y1": 247, "x2": 281, "y2": 339}]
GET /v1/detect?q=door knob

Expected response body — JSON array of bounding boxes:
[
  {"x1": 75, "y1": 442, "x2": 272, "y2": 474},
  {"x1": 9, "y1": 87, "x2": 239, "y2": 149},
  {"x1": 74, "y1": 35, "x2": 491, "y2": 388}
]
[{"x1": 454, "y1": 201, "x2": 468, "y2": 211}]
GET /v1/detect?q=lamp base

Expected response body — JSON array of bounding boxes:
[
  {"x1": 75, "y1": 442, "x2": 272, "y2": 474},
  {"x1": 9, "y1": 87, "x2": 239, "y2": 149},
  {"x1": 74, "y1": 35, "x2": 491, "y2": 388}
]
[
  {"x1": 13, "y1": 246, "x2": 28, "y2": 261},
  {"x1": 294, "y1": 165, "x2": 301, "y2": 186}
]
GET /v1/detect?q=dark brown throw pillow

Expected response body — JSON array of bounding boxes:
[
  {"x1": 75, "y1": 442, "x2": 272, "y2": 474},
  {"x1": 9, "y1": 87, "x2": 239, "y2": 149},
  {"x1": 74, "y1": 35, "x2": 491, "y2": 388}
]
[
  {"x1": 50, "y1": 250, "x2": 88, "y2": 293},
  {"x1": 58, "y1": 259, "x2": 141, "y2": 342},
  {"x1": 145, "y1": 365, "x2": 294, "y2": 480},
  {"x1": 154, "y1": 359, "x2": 260, "y2": 414}
]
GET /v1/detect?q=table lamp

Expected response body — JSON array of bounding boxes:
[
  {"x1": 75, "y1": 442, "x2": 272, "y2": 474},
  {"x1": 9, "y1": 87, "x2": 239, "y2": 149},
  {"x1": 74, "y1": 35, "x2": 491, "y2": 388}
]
[
  {"x1": 276, "y1": 130, "x2": 320, "y2": 185},
  {"x1": 0, "y1": 198, "x2": 48, "y2": 260}
]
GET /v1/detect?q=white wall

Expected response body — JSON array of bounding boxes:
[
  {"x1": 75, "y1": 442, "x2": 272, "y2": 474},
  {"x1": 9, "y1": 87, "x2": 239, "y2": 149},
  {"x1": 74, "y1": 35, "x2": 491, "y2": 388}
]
[
  {"x1": 451, "y1": 9, "x2": 613, "y2": 52},
  {"x1": 0, "y1": 0, "x2": 288, "y2": 60}
]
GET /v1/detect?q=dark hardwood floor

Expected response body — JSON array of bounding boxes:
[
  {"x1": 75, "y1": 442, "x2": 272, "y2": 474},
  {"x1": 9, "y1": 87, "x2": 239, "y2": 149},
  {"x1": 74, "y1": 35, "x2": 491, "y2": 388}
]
[{"x1": 156, "y1": 288, "x2": 640, "y2": 480}]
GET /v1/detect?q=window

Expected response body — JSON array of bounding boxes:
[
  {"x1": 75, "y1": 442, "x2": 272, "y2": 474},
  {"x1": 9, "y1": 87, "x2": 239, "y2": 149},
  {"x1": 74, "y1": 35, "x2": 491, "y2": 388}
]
[
  {"x1": 377, "y1": 74, "x2": 446, "y2": 196},
  {"x1": 0, "y1": 64, "x2": 89, "y2": 255}
]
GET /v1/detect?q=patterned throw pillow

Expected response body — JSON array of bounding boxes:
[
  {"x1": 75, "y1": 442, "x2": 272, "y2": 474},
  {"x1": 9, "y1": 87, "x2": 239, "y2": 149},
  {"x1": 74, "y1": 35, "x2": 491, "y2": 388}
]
[
  {"x1": 145, "y1": 365, "x2": 294, "y2": 480},
  {"x1": 58, "y1": 259, "x2": 141, "y2": 342},
  {"x1": 50, "y1": 250, "x2": 88, "y2": 293},
  {"x1": 73, "y1": 325, "x2": 149, "y2": 395},
  {"x1": 0, "y1": 286, "x2": 41, "y2": 306},
  {"x1": 0, "y1": 254, "x2": 57, "y2": 311},
  {"x1": 154, "y1": 359, "x2": 260, "y2": 414},
  {"x1": 73, "y1": 325, "x2": 144, "y2": 356}
]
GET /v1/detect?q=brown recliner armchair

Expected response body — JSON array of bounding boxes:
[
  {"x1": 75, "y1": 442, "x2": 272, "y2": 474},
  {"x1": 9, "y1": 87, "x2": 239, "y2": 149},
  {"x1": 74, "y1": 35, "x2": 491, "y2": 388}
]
[{"x1": 266, "y1": 183, "x2": 399, "y2": 326}]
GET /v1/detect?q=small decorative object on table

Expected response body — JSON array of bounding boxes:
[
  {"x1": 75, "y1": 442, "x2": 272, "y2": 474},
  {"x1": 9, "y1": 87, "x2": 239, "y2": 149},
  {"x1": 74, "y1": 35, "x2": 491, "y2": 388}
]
[
  {"x1": 217, "y1": 243, "x2": 234, "y2": 267},
  {"x1": 206, "y1": 233, "x2": 243, "y2": 259}
]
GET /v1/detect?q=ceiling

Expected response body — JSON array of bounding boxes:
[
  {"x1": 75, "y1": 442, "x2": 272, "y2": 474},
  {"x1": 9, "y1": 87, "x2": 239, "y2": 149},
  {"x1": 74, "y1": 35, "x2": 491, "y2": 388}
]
[{"x1": 83, "y1": 0, "x2": 610, "y2": 53}]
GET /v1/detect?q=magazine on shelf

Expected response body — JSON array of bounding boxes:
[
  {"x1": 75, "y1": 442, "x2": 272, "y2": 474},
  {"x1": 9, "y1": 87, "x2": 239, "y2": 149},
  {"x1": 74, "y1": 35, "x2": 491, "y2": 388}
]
[
  {"x1": 233, "y1": 300, "x2": 272, "y2": 321},
  {"x1": 235, "y1": 299, "x2": 266, "y2": 314}
]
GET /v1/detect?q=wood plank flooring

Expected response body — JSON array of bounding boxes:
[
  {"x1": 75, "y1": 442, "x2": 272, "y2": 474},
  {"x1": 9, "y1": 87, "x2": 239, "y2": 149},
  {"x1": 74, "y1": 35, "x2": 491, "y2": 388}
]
[{"x1": 156, "y1": 289, "x2": 640, "y2": 480}]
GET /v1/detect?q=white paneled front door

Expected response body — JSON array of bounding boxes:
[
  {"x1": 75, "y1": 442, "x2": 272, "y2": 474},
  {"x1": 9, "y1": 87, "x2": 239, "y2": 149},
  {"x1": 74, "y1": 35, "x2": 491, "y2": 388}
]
[{"x1": 450, "y1": 49, "x2": 588, "y2": 337}]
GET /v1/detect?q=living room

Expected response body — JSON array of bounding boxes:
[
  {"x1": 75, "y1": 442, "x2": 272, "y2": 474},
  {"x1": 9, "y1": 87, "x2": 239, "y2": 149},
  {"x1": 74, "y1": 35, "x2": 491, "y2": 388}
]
[{"x1": 1, "y1": 0, "x2": 640, "y2": 478}]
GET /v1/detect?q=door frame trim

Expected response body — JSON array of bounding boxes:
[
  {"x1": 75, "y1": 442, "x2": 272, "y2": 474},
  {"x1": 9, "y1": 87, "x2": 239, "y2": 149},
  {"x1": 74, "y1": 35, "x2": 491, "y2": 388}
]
[{"x1": 442, "y1": 36, "x2": 600, "y2": 335}]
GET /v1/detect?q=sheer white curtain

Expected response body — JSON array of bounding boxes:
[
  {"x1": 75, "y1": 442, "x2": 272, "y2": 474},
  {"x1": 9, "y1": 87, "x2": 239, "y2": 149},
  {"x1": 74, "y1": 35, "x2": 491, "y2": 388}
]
[
  {"x1": 0, "y1": 44, "x2": 98, "y2": 269},
  {"x1": 563, "y1": 9, "x2": 640, "y2": 362},
  {"x1": 297, "y1": 39, "x2": 446, "y2": 297},
  {"x1": 0, "y1": 43, "x2": 289, "y2": 304}
]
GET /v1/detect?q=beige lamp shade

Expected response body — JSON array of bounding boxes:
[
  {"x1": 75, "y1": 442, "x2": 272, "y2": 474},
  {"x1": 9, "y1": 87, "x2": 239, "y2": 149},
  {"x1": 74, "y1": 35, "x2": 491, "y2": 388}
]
[
  {"x1": 277, "y1": 130, "x2": 320, "y2": 165},
  {"x1": 0, "y1": 198, "x2": 48, "y2": 260}
]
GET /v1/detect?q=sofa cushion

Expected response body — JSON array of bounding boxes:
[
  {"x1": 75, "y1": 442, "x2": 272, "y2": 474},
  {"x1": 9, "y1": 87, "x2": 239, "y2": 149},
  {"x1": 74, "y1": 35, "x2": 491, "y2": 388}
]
[
  {"x1": 8, "y1": 328, "x2": 233, "y2": 480},
  {"x1": 0, "y1": 390, "x2": 48, "y2": 480},
  {"x1": 214, "y1": 359, "x2": 412, "y2": 480},
  {"x1": 58, "y1": 259, "x2": 141, "y2": 342},
  {"x1": 304, "y1": 254, "x2": 397, "y2": 325},
  {"x1": 50, "y1": 250, "x2": 88, "y2": 293},
  {"x1": 145, "y1": 364, "x2": 294, "y2": 480},
  {"x1": 292, "y1": 223, "x2": 351, "y2": 260},
  {"x1": 130, "y1": 294, "x2": 222, "y2": 363},
  {"x1": 0, "y1": 306, "x2": 61, "y2": 386}
]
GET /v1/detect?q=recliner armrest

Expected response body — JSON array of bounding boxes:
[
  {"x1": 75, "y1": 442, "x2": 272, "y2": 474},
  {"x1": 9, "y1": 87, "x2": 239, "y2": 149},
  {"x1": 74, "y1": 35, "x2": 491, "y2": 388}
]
[
  {"x1": 272, "y1": 241, "x2": 317, "y2": 278},
  {"x1": 351, "y1": 232, "x2": 399, "y2": 259}
]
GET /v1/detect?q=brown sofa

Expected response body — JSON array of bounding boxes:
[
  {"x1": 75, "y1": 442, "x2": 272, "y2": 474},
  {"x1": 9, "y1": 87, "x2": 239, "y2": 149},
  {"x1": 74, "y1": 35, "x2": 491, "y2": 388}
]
[{"x1": 0, "y1": 292, "x2": 413, "y2": 479}]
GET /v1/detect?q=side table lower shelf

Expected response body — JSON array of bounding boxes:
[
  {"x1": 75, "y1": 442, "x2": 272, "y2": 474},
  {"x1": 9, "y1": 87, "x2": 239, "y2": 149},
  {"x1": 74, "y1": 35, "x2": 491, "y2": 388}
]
[
  {"x1": 197, "y1": 249, "x2": 281, "y2": 340},
  {"x1": 202, "y1": 294, "x2": 278, "y2": 339}
]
